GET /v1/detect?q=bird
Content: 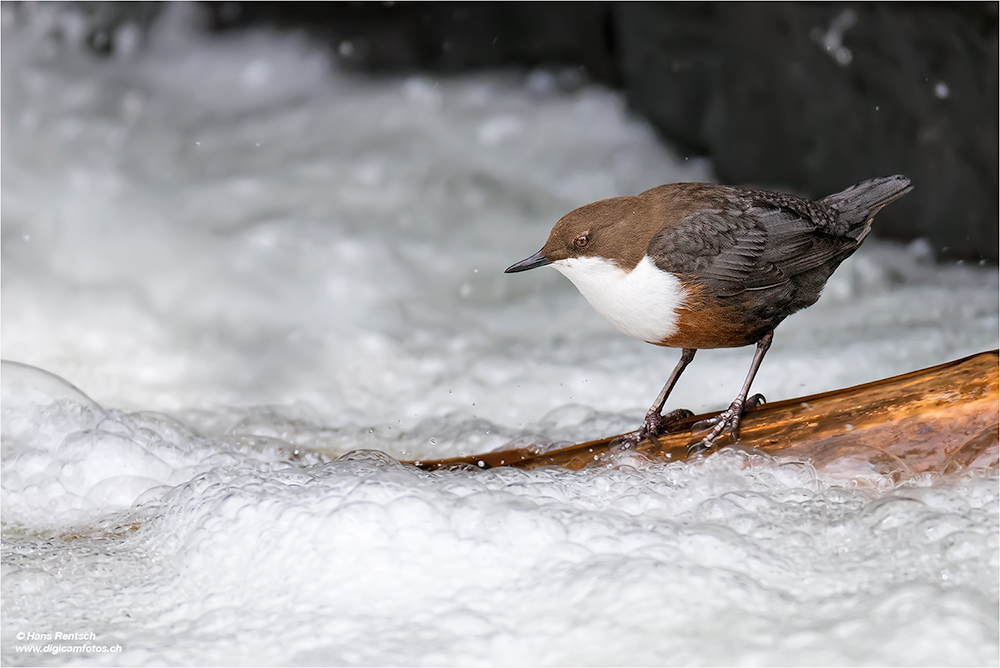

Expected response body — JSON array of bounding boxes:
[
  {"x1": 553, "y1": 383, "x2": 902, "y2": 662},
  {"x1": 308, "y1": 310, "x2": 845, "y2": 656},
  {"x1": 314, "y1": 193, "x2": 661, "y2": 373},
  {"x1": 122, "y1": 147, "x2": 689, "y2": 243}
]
[{"x1": 505, "y1": 175, "x2": 913, "y2": 451}]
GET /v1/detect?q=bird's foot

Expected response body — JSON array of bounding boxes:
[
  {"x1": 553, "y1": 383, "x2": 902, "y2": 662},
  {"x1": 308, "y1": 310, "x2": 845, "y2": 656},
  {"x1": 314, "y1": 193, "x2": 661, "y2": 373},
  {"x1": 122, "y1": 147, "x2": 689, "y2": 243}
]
[
  {"x1": 744, "y1": 393, "x2": 766, "y2": 412},
  {"x1": 616, "y1": 408, "x2": 695, "y2": 449},
  {"x1": 689, "y1": 393, "x2": 766, "y2": 454}
]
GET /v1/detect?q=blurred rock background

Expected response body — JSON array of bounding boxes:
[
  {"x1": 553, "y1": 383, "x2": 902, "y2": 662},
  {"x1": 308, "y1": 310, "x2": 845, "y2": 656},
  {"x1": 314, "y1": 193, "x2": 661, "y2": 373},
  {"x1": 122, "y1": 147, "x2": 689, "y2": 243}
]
[{"x1": 18, "y1": 1, "x2": 997, "y2": 261}]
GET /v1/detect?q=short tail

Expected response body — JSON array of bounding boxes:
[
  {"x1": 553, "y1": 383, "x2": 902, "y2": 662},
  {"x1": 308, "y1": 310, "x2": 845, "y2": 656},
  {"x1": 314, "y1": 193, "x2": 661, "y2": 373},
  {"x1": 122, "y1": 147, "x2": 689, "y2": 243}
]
[{"x1": 819, "y1": 175, "x2": 912, "y2": 238}]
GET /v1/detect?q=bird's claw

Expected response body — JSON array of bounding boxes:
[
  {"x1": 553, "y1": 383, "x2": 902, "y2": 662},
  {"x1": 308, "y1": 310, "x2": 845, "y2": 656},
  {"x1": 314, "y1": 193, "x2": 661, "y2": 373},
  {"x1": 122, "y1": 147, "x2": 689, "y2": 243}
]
[
  {"x1": 689, "y1": 400, "x2": 742, "y2": 452},
  {"x1": 642, "y1": 407, "x2": 695, "y2": 440},
  {"x1": 744, "y1": 393, "x2": 766, "y2": 411},
  {"x1": 617, "y1": 407, "x2": 694, "y2": 449},
  {"x1": 688, "y1": 393, "x2": 765, "y2": 453}
]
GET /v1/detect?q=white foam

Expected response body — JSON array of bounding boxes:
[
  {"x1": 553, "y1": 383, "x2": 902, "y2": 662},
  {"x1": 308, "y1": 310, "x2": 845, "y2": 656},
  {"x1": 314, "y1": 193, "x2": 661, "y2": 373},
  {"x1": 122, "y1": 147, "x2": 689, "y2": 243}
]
[{"x1": 2, "y1": 5, "x2": 998, "y2": 666}]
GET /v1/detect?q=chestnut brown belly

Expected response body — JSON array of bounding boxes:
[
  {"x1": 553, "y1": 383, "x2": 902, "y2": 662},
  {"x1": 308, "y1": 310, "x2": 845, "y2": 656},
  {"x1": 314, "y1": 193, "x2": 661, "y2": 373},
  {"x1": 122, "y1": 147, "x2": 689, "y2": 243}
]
[
  {"x1": 657, "y1": 303, "x2": 769, "y2": 348},
  {"x1": 656, "y1": 282, "x2": 812, "y2": 349}
]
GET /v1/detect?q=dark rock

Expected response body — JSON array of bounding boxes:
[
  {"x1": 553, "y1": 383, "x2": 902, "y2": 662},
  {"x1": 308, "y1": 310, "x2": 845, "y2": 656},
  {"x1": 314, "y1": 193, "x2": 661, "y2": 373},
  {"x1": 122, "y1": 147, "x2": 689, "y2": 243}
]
[
  {"x1": 203, "y1": 1, "x2": 619, "y2": 84},
  {"x1": 616, "y1": 2, "x2": 998, "y2": 261}
]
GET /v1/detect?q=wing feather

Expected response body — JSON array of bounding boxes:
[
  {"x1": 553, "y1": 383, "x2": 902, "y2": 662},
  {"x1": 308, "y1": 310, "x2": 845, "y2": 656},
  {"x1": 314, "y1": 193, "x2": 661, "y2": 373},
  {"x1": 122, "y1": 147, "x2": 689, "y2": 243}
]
[{"x1": 649, "y1": 196, "x2": 859, "y2": 297}]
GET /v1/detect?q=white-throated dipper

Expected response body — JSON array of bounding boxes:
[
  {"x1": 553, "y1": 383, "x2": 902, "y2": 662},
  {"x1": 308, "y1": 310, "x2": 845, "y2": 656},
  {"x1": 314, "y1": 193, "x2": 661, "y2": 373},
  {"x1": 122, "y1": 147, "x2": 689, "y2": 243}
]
[{"x1": 506, "y1": 175, "x2": 912, "y2": 450}]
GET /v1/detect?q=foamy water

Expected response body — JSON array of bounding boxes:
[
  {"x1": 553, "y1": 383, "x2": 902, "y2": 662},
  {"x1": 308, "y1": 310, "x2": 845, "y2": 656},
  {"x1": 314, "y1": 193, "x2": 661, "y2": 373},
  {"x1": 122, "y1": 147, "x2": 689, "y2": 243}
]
[{"x1": 3, "y1": 5, "x2": 998, "y2": 666}]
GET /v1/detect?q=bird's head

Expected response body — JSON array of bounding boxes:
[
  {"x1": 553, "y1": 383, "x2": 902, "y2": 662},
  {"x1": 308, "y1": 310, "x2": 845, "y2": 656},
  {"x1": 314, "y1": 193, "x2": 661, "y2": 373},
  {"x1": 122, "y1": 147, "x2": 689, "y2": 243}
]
[{"x1": 505, "y1": 196, "x2": 651, "y2": 274}]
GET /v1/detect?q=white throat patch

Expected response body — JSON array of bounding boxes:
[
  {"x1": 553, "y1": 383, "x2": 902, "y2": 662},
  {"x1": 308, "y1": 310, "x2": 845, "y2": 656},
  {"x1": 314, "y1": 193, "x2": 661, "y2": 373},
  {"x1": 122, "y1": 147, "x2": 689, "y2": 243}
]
[{"x1": 551, "y1": 255, "x2": 686, "y2": 343}]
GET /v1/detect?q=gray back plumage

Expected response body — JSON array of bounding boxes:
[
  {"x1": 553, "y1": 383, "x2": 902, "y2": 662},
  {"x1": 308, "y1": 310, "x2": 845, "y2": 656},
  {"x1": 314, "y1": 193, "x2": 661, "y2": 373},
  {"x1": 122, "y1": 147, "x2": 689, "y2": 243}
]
[{"x1": 649, "y1": 176, "x2": 912, "y2": 308}]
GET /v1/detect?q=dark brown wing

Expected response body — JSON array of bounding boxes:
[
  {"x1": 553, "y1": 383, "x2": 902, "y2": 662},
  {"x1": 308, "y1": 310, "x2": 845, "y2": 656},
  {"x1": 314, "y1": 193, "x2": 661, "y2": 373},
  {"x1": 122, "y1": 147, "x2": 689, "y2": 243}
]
[{"x1": 649, "y1": 197, "x2": 859, "y2": 298}]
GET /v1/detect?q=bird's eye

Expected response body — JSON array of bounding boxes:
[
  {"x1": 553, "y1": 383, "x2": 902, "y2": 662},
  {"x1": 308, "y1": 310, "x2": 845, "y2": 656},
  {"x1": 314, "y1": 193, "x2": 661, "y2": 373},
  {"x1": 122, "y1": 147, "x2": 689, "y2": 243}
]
[{"x1": 574, "y1": 234, "x2": 589, "y2": 248}]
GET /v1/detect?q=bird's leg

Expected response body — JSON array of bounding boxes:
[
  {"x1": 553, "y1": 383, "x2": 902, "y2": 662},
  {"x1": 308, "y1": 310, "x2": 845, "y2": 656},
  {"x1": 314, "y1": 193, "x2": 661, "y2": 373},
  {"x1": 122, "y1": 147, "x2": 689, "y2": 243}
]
[
  {"x1": 642, "y1": 347, "x2": 697, "y2": 437},
  {"x1": 691, "y1": 331, "x2": 773, "y2": 453},
  {"x1": 619, "y1": 348, "x2": 696, "y2": 447}
]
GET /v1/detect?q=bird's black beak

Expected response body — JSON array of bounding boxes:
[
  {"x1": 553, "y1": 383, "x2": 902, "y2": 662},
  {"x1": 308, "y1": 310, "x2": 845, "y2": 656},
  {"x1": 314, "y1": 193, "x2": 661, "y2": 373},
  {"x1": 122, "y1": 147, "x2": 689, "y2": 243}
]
[{"x1": 505, "y1": 251, "x2": 552, "y2": 273}]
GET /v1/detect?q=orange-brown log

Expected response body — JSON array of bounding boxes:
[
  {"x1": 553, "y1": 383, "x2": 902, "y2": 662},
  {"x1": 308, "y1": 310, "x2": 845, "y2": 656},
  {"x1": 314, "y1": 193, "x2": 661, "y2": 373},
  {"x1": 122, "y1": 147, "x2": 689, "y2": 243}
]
[{"x1": 412, "y1": 350, "x2": 999, "y2": 479}]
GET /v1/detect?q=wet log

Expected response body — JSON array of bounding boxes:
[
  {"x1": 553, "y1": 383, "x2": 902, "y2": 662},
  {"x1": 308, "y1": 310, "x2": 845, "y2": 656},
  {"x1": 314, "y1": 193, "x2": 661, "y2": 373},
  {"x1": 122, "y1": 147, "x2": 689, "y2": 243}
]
[{"x1": 413, "y1": 350, "x2": 999, "y2": 480}]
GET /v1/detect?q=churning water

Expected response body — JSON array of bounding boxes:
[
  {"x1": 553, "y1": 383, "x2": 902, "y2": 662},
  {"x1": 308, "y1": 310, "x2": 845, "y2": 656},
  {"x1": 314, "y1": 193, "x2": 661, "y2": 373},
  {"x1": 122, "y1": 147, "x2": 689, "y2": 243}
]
[{"x1": 2, "y1": 5, "x2": 998, "y2": 666}]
